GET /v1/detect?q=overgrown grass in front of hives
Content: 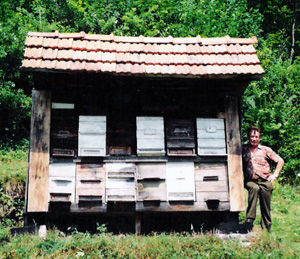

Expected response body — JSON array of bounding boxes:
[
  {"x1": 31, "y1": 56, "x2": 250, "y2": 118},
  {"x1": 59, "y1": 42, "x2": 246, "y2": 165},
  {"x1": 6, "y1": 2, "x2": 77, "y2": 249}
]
[
  {"x1": 0, "y1": 228, "x2": 298, "y2": 258},
  {"x1": 0, "y1": 148, "x2": 299, "y2": 258},
  {"x1": 0, "y1": 147, "x2": 28, "y2": 227}
]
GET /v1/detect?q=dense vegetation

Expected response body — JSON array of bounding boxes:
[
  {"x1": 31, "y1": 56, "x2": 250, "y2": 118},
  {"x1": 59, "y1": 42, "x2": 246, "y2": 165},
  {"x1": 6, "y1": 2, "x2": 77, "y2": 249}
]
[
  {"x1": 0, "y1": 0, "x2": 299, "y2": 183},
  {"x1": 0, "y1": 1, "x2": 299, "y2": 257}
]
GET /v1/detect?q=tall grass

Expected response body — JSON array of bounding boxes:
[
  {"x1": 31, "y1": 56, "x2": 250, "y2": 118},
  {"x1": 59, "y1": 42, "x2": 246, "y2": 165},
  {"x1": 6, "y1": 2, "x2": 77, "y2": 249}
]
[{"x1": 0, "y1": 149, "x2": 299, "y2": 258}]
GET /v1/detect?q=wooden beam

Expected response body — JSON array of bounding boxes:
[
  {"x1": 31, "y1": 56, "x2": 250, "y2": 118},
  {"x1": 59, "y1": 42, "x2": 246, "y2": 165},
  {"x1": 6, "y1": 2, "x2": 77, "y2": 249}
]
[
  {"x1": 225, "y1": 95, "x2": 245, "y2": 211},
  {"x1": 27, "y1": 90, "x2": 51, "y2": 212},
  {"x1": 135, "y1": 212, "x2": 142, "y2": 235},
  {"x1": 136, "y1": 201, "x2": 230, "y2": 212}
]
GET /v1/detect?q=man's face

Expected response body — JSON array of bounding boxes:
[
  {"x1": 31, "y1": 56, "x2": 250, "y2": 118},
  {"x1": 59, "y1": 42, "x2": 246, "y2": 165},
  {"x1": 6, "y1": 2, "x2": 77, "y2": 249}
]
[{"x1": 249, "y1": 130, "x2": 260, "y2": 147}]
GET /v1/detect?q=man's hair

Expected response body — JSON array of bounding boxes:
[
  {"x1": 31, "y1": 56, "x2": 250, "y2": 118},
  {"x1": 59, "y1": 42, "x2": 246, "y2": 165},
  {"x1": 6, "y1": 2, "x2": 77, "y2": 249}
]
[{"x1": 247, "y1": 126, "x2": 261, "y2": 137}]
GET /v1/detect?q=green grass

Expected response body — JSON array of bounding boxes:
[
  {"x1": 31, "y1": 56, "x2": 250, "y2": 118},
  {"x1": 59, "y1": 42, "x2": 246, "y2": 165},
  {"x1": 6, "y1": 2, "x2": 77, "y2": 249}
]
[{"x1": 0, "y1": 149, "x2": 299, "y2": 258}]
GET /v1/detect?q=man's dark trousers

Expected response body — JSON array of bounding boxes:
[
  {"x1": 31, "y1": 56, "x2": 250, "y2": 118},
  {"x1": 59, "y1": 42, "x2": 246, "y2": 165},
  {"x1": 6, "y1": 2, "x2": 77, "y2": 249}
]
[{"x1": 245, "y1": 178, "x2": 273, "y2": 231}]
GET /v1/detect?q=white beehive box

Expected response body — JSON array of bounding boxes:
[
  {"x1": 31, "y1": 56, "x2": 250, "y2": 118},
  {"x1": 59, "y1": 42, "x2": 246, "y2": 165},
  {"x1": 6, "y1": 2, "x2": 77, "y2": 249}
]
[
  {"x1": 197, "y1": 118, "x2": 227, "y2": 155},
  {"x1": 105, "y1": 163, "x2": 136, "y2": 202},
  {"x1": 78, "y1": 116, "x2": 106, "y2": 156},
  {"x1": 166, "y1": 162, "x2": 195, "y2": 201},
  {"x1": 136, "y1": 117, "x2": 165, "y2": 156},
  {"x1": 49, "y1": 163, "x2": 76, "y2": 203}
]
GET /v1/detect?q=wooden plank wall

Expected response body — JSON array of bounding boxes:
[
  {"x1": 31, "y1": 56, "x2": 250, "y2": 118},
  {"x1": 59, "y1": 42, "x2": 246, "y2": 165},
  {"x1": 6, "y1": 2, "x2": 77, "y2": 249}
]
[
  {"x1": 27, "y1": 90, "x2": 51, "y2": 212},
  {"x1": 225, "y1": 95, "x2": 245, "y2": 211}
]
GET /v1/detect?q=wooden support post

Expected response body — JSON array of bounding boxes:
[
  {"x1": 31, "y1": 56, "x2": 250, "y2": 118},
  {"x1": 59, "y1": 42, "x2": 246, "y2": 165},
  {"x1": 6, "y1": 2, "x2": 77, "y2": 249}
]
[
  {"x1": 135, "y1": 212, "x2": 142, "y2": 235},
  {"x1": 27, "y1": 90, "x2": 51, "y2": 212},
  {"x1": 225, "y1": 95, "x2": 245, "y2": 212}
]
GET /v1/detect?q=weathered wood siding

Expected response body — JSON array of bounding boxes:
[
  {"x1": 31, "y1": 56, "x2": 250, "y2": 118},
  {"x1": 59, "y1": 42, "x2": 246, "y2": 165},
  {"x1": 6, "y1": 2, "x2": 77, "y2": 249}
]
[
  {"x1": 225, "y1": 95, "x2": 245, "y2": 211},
  {"x1": 137, "y1": 163, "x2": 167, "y2": 201},
  {"x1": 27, "y1": 90, "x2": 51, "y2": 212},
  {"x1": 195, "y1": 163, "x2": 229, "y2": 202},
  {"x1": 76, "y1": 164, "x2": 106, "y2": 204}
]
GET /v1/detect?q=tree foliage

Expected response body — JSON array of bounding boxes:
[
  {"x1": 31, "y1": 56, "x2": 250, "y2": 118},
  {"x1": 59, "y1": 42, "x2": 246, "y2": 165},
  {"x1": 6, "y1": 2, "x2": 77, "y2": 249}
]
[{"x1": 0, "y1": 0, "x2": 299, "y2": 182}]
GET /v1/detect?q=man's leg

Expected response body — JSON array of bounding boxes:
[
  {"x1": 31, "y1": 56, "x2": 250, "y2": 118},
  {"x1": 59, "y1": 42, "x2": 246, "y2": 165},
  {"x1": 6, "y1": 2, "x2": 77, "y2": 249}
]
[
  {"x1": 258, "y1": 180, "x2": 273, "y2": 231},
  {"x1": 245, "y1": 181, "x2": 260, "y2": 220}
]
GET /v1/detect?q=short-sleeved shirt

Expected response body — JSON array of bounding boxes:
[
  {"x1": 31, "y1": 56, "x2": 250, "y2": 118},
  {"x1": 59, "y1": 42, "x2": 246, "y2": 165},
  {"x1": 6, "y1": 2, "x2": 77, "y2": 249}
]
[{"x1": 242, "y1": 144, "x2": 282, "y2": 180}]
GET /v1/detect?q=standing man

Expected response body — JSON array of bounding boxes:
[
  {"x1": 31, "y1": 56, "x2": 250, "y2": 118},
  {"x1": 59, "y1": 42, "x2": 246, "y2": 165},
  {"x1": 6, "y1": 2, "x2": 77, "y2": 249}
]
[{"x1": 242, "y1": 126, "x2": 284, "y2": 231}]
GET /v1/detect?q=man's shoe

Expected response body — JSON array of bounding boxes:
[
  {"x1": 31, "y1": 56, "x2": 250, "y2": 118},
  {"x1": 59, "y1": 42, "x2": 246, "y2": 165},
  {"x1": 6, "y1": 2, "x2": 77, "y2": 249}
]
[{"x1": 245, "y1": 218, "x2": 254, "y2": 225}]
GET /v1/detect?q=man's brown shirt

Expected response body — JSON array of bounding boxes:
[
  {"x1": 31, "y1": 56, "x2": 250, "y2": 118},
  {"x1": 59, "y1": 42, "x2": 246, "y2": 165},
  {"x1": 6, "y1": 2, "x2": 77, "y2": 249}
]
[{"x1": 242, "y1": 144, "x2": 282, "y2": 180}]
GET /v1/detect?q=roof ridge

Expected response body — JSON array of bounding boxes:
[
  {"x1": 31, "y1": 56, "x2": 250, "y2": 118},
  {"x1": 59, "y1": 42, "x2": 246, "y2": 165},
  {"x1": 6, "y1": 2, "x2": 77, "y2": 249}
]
[{"x1": 27, "y1": 32, "x2": 258, "y2": 45}]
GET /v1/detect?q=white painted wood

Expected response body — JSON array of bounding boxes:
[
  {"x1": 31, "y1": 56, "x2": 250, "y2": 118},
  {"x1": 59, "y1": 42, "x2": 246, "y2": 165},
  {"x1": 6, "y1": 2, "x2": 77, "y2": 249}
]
[
  {"x1": 166, "y1": 162, "x2": 195, "y2": 201},
  {"x1": 137, "y1": 138, "x2": 165, "y2": 149},
  {"x1": 197, "y1": 118, "x2": 227, "y2": 155},
  {"x1": 105, "y1": 163, "x2": 136, "y2": 202},
  {"x1": 136, "y1": 130, "x2": 164, "y2": 138},
  {"x1": 49, "y1": 163, "x2": 76, "y2": 178},
  {"x1": 136, "y1": 117, "x2": 165, "y2": 156},
  {"x1": 79, "y1": 116, "x2": 106, "y2": 122},
  {"x1": 78, "y1": 116, "x2": 106, "y2": 156},
  {"x1": 49, "y1": 177, "x2": 75, "y2": 203},
  {"x1": 136, "y1": 117, "x2": 164, "y2": 130},
  {"x1": 51, "y1": 102, "x2": 74, "y2": 109}
]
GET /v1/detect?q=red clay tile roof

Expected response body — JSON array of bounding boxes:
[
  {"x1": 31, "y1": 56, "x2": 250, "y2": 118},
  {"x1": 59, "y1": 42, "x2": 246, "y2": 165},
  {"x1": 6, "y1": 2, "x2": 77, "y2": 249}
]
[{"x1": 21, "y1": 31, "x2": 264, "y2": 78}]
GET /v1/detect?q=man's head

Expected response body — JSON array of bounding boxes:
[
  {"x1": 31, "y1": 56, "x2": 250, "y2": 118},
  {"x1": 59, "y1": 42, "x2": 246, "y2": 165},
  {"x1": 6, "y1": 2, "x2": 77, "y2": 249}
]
[{"x1": 247, "y1": 126, "x2": 261, "y2": 147}]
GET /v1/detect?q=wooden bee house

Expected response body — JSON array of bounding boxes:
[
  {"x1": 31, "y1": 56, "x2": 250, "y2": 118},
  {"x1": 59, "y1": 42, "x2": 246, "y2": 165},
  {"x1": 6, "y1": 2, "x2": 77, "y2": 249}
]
[{"x1": 21, "y1": 31, "x2": 264, "y2": 233}]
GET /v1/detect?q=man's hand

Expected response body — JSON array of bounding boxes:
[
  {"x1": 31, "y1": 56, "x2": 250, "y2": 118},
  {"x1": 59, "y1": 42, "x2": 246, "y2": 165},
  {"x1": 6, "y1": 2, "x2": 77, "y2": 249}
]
[{"x1": 267, "y1": 174, "x2": 278, "y2": 182}]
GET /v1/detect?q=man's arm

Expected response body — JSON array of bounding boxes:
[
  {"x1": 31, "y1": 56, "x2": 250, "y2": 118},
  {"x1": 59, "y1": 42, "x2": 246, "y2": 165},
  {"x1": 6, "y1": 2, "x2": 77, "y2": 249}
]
[{"x1": 267, "y1": 156, "x2": 284, "y2": 182}]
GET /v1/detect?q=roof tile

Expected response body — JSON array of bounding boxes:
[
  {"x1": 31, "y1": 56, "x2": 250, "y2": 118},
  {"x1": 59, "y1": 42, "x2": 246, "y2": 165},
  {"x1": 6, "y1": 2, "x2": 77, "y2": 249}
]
[
  {"x1": 22, "y1": 31, "x2": 264, "y2": 77},
  {"x1": 173, "y1": 37, "x2": 199, "y2": 44},
  {"x1": 187, "y1": 54, "x2": 203, "y2": 65},
  {"x1": 86, "y1": 51, "x2": 99, "y2": 62},
  {"x1": 86, "y1": 40, "x2": 100, "y2": 51},
  {"x1": 102, "y1": 52, "x2": 116, "y2": 62},
  {"x1": 102, "y1": 41, "x2": 116, "y2": 52},
  {"x1": 57, "y1": 49, "x2": 72, "y2": 60},
  {"x1": 131, "y1": 64, "x2": 146, "y2": 74},
  {"x1": 145, "y1": 65, "x2": 160, "y2": 74},
  {"x1": 43, "y1": 37, "x2": 59, "y2": 48},
  {"x1": 116, "y1": 52, "x2": 130, "y2": 62},
  {"x1": 85, "y1": 62, "x2": 99, "y2": 71},
  {"x1": 130, "y1": 43, "x2": 143, "y2": 53},
  {"x1": 72, "y1": 40, "x2": 87, "y2": 50},
  {"x1": 56, "y1": 61, "x2": 71, "y2": 70},
  {"x1": 24, "y1": 47, "x2": 43, "y2": 59},
  {"x1": 26, "y1": 36, "x2": 43, "y2": 47},
  {"x1": 40, "y1": 60, "x2": 56, "y2": 69},
  {"x1": 70, "y1": 61, "x2": 86, "y2": 70},
  {"x1": 130, "y1": 53, "x2": 144, "y2": 63},
  {"x1": 73, "y1": 50, "x2": 87, "y2": 61},
  {"x1": 58, "y1": 38, "x2": 73, "y2": 49},
  {"x1": 22, "y1": 59, "x2": 41, "y2": 68},
  {"x1": 116, "y1": 43, "x2": 131, "y2": 53},
  {"x1": 186, "y1": 44, "x2": 200, "y2": 54},
  {"x1": 84, "y1": 34, "x2": 114, "y2": 41},
  {"x1": 144, "y1": 36, "x2": 173, "y2": 44},
  {"x1": 117, "y1": 63, "x2": 131, "y2": 73}
]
